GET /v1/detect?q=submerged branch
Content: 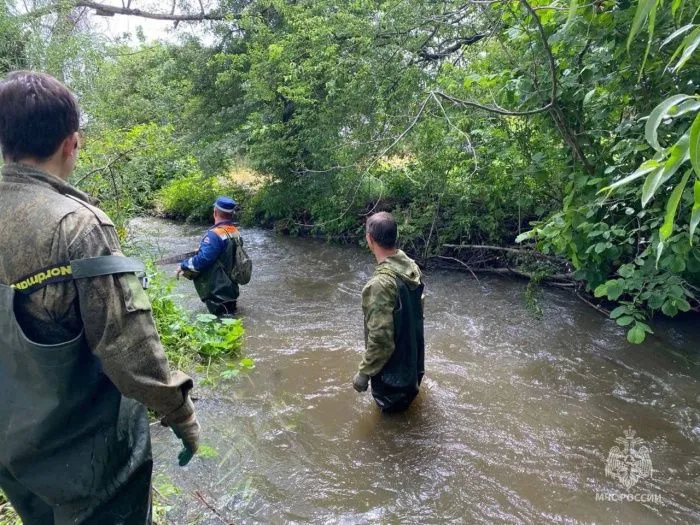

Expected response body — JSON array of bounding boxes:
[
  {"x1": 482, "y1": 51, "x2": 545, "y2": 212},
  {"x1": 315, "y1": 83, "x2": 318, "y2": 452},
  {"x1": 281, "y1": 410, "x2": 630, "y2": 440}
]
[{"x1": 443, "y1": 244, "x2": 568, "y2": 265}]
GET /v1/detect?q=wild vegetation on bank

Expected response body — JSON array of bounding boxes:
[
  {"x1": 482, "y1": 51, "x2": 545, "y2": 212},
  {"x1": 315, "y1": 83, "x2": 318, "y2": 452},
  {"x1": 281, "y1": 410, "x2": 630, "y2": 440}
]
[{"x1": 1, "y1": 0, "x2": 699, "y2": 344}]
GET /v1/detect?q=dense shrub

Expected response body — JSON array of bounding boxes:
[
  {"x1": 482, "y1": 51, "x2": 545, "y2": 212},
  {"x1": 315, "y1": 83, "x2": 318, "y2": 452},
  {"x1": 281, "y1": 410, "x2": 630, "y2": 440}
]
[{"x1": 155, "y1": 171, "x2": 256, "y2": 223}]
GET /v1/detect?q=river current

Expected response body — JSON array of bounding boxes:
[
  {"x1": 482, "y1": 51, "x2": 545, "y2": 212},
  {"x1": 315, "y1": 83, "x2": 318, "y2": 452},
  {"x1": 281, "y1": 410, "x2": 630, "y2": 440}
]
[{"x1": 129, "y1": 217, "x2": 699, "y2": 525}]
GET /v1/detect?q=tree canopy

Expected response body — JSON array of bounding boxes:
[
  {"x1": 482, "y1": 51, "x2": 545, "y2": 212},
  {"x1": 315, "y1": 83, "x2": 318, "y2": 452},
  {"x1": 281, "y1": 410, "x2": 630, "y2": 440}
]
[{"x1": 2, "y1": 0, "x2": 699, "y2": 341}]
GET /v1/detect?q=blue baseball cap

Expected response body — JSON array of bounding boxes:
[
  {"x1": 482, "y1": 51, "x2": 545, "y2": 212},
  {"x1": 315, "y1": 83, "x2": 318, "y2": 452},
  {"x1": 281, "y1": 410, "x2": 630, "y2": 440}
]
[{"x1": 214, "y1": 196, "x2": 237, "y2": 213}]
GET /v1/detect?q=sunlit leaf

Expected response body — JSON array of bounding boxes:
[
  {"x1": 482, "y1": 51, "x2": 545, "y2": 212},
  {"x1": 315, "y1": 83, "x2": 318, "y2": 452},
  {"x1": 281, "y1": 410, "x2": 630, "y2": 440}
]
[
  {"x1": 627, "y1": 322, "x2": 646, "y2": 344},
  {"x1": 672, "y1": 28, "x2": 700, "y2": 72},
  {"x1": 641, "y1": 134, "x2": 690, "y2": 207},
  {"x1": 671, "y1": 0, "x2": 685, "y2": 18},
  {"x1": 656, "y1": 240, "x2": 665, "y2": 268},
  {"x1": 659, "y1": 169, "x2": 691, "y2": 241},
  {"x1": 627, "y1": 0, "x2": 659, "y2": 51},
  {"x1": 690, "y1": 112, "x2": 700, "y2": 178},
  {"x1": 644, "y1": 94, "x2": 693, "y2": 151},
  {"x1": 660, "y1": 23, "x2": 696, "y2": 48},
  {"x1": 637, "y1": 1, "x2": 658, "y2": 79},
  {"x1": 515, "y1": 230, "x2": 536, "y2": 243},
  {"x1": 690, "y1": 180, "x2": 700, "y2": 244}
]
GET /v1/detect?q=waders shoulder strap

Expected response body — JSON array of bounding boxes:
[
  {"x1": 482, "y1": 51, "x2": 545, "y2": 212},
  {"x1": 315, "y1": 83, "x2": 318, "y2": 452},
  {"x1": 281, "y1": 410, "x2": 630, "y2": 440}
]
[
  {"x1": 10, "y1": 256, "x2": 145, "y2": 296},
  {"x1": 71, "y1": 256, "x2": 144, "y2": 279}
]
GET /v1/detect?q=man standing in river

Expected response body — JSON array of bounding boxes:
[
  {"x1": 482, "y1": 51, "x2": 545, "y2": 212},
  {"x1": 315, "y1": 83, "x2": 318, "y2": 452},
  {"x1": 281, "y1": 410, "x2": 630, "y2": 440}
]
[
  {"x1": 0, "y1": 71, "x2": 200, "y2": 524},
  {"x1": 353, "y1": 212, "x2": 425, "y2": 412},
  {"x1": 176, "y1": 196, "x2": 244, "y2": 316}
]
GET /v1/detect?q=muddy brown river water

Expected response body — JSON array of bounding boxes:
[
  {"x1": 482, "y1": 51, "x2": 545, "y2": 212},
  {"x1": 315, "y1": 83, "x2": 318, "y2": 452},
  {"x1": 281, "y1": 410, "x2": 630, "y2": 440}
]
[{"x1": 128, "y1": 217, "x2": 699, "y2": 525}]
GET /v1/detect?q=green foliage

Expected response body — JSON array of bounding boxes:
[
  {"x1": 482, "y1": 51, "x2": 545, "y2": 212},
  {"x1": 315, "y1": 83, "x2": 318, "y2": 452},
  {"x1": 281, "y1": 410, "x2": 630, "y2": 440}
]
[
  {"x1": 152, "y1": 473, "x2": 179, "y2": 523},
  {"x1": 0, "y1": 489, "x2": 21, "y2": 525},
  {"x1": 0, "y1": 4, "x2": 26, "y2": 74},
  {"x1": 3, "y1": 0, "x2": 697, "y2": 346},
  {"x1": 145, "y1": 263, "x2": 246, "y2": 368},
  {"x1": 156, "y1": 171, "x2": 254, "y2": 223}
]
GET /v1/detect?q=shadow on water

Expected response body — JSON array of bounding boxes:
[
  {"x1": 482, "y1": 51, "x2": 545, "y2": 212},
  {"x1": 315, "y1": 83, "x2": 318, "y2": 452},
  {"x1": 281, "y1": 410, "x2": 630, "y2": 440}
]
[{"x1": 129, "y1": 217, "x2": 700, "y2": 525}]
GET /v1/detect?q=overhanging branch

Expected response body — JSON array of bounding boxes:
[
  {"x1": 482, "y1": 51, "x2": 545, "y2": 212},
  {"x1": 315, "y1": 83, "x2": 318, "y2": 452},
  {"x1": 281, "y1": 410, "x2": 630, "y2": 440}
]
[
  {"x1": 78, "y1": 1, "x2": 224, "y2": 20},
  {"x1": 28, "y1": 1, "x2": 228, "y2": 22},
  {"x1": 417, "y1": 34, "x2": 488, "y2": 62}
]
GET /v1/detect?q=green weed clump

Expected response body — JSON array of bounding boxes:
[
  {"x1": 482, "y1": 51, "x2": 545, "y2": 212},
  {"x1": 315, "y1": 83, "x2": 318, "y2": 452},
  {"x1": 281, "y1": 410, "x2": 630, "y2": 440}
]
[{"x1": 145, "y1": 263, "x2": 246, "y2": 371}]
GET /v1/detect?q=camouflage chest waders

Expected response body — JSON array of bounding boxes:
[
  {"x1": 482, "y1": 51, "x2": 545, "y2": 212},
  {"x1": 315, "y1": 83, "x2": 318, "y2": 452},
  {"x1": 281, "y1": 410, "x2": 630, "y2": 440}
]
[
  {"x1": 0, "y1": 257, "x2": 153, "y2": 525},
  {"x1": 370, "y1": 275, "x2": 425, "y2": 413}
]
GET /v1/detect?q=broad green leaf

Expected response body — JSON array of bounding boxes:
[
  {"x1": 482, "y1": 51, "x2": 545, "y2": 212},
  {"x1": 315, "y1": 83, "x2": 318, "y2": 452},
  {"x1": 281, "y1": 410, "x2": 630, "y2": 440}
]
[
  {"x1": 676, "y1": 298, "x2": 692, "y2": 312},
  {"x1": 660, "y1": 23, "x2": 696, "y2": 48},
  {"x1": 618, "y1": 264, "x2": 636, "y2": 278},
  {"x1": 690, "y1": 112, "x2": 700, "y2": 178},
  {"x1": 607, "y1": 279, "x2": 624, "y2": 301},
  {"x1": 616, "y1": 315, "x2": 635, "y2": 326},
  {"x1": 662, "y1": 300, "x2": 679, "y2": 316},
  {"x1": 565, "y1": 0, "x2": 578, "y2": 28},
  {"x1": 638, "y1": 321, "x2": 653, "y2": 334},
  {"x1": 668, "y1": 256, "x2": 687, "y2": 272},
  {"x1": 610, "y1": 305, "x2": 629, "y2": 318},
  {"x1": 627, "y1": 0, "x2": 659, "y2": 51},
  {"x1": 690, "y1": 180, "x2": 700, "y2": 244},
  {"x1": 515, "y1": 230, "x2": 536, "y2": 243},
  {"x1": 642, "y1": 134, "x2": 690, "y2": 207},
  {"x1": 648, "y1": 293, "x2": 666, "y2": 309},
  {"x1": 627, "y1": 323, "x2": 646, "y2": 344},
  {"x1": 673, "y1": 28, "x2": 700, "y2": 72},
  {"x1": 644, "y1": 94, "x2": 693, "y2": 151},
  {"x1": 659, "y1": 169, "x2": 691, "y2": 241}
]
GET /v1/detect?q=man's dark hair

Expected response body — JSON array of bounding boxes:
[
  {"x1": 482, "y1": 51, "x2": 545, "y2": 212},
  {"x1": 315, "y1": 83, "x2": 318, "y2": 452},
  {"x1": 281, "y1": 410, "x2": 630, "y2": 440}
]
[
  {"x1": 366, "y1": 212, "x2": 397, "y2": 249},
  {"x1": 0, "y1": 71, "x2": 79, "y2": 161}
]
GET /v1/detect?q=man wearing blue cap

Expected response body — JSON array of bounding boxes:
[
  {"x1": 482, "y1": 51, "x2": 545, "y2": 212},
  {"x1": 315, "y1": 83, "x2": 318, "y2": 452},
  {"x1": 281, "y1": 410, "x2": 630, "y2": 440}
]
[{"x1": 177, "y1": 196, "x2": 242, "y2": 315}]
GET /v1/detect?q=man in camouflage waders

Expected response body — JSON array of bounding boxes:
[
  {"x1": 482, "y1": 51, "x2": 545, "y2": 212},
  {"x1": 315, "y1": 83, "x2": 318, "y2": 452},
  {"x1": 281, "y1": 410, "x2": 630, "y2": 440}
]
[
  {"x1": 0, "y1": 71, "x2": 200, "y2": 524},
  {"x1": 353, "y1": 212, "x2": 425, "y2": 413}
]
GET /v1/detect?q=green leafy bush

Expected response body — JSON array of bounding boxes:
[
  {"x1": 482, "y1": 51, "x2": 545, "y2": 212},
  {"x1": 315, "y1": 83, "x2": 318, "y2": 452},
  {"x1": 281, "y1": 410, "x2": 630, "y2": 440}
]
[
  {"x1": 145, "y1": 263, "x2": 246, "y2": 368},
  {"x1": 155, "y1": 172, "x2": 254, "y2": 223}
]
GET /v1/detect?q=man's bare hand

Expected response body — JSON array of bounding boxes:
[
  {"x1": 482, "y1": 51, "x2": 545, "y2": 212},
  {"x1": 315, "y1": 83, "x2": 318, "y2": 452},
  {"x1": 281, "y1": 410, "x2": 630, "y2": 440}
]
[{"x1": 175, "y1": 267, "x2": 184, "y2": 280}]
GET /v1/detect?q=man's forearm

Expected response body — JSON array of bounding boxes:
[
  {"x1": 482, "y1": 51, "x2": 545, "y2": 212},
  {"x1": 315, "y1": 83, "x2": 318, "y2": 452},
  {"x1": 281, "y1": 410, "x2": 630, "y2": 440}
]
[
  {"x1": 93, "y1": 310, "x2": 194, "y2": 416},
  {"x1": 359, "y1": 337, "x2": 394, "y2": 376}
]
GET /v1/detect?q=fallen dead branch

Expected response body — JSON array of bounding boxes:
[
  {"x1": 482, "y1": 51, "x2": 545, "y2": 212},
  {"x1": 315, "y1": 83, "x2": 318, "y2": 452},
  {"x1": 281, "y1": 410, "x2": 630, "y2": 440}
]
[{"x1": 193, "y1": 490, "x2": 235, "y2": 525}]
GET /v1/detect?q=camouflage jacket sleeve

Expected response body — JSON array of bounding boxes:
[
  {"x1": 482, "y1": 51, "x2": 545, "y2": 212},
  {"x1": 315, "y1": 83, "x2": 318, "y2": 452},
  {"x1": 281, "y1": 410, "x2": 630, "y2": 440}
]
[
  {"x1": 63, "y1": 208, "x2": 194, "y2": 419},
  {"x1": 359, "y1": 273, "x2": 397, "y2": 377}
]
